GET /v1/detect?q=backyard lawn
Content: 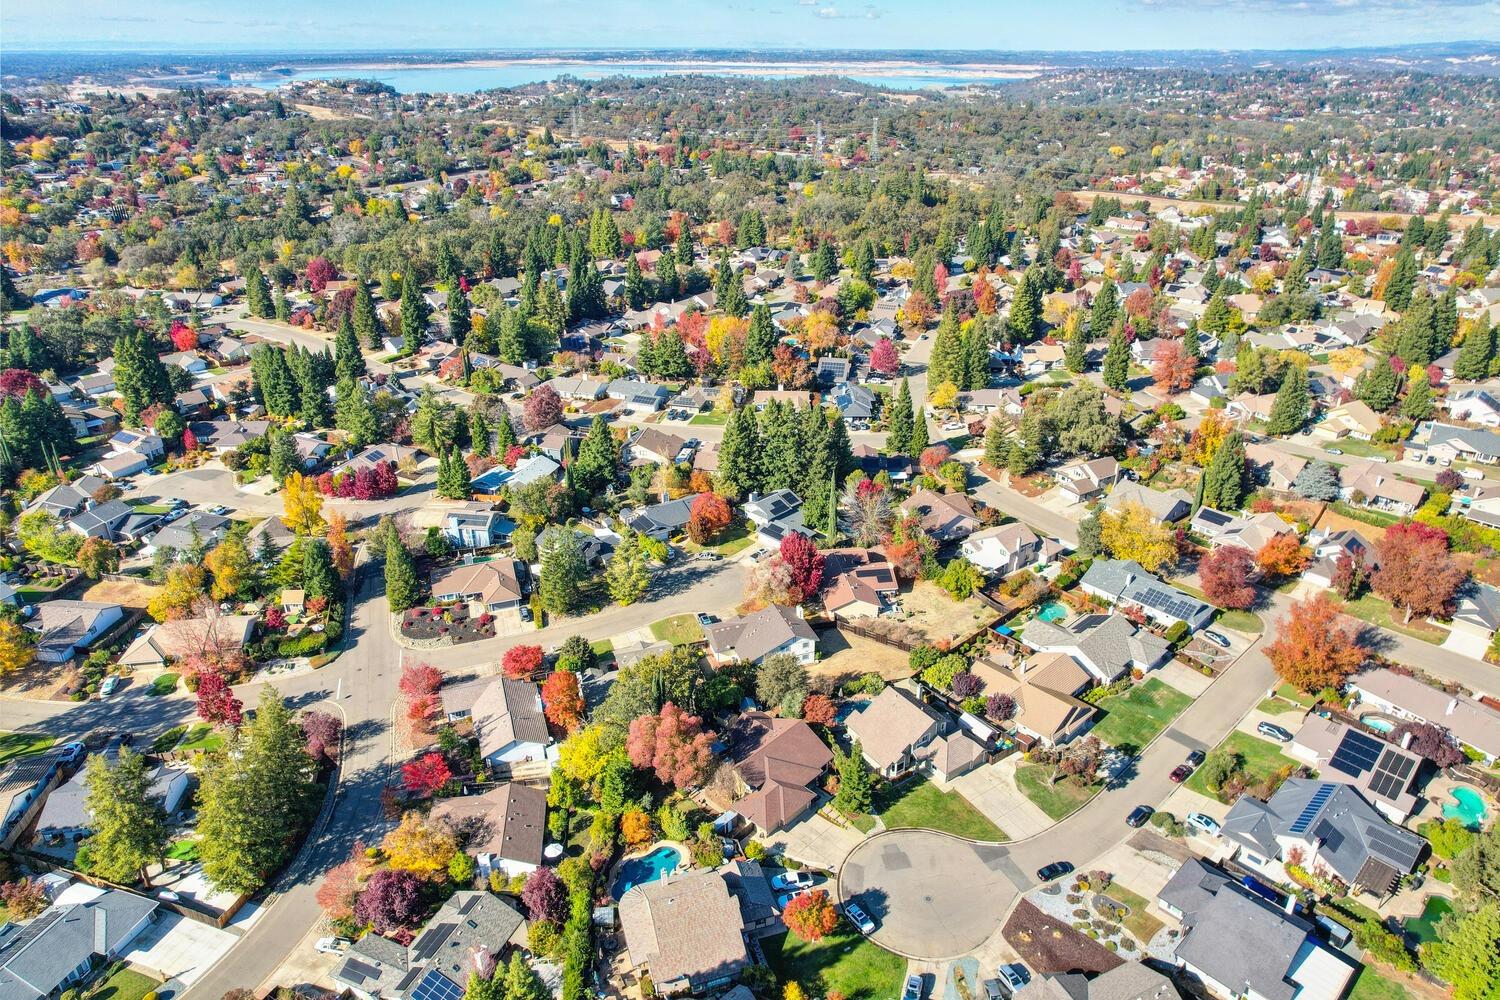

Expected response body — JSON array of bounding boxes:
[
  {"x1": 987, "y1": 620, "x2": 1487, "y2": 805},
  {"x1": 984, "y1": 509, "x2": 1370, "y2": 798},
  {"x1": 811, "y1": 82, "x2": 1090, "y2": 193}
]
[
  {"x1": 0, "y1": 732, "x2": 55, "y2": 766},
  {"x1": 1184, "y1": 731, "x2": 1300, "y2": 802},
  {"x1": 763, "y1": 927, "x2": 906, "y2": 1000},
  {"x1": 1347, "y1": 967, "x2": 1410, "y2": 1000},
  {"x1": 167, "y1": 838, "x2": 200, "y2": 862},
  {"x1": 648, "y1": 614, "x2": 704, "y2": 646},
  {"x1": 874, "y1": 777, "x2": 1007, "y2": 841},
  {"x1": 1089, "y1": 679, "x2": 1192, "y2": 753},
  {"x1": 1015, "y1": 764, "x2": 1101, "y2": 821}
]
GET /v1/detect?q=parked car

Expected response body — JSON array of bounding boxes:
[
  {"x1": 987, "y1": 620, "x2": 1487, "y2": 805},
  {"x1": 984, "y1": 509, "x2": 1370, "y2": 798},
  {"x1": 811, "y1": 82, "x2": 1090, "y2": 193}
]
[
  {"x1": 1186, "y1": 812, "x2": 1221, "y2": 837},
  {"x1": 519, "y1": 606, "x2": 533, "y2": 623},
  {"x1": 696, "y1": 612, "x2": 720, "y2": 626},
  {"x1": 844, "y1": 900, "x2": 876, "y2": 934},
  {"x1": 903, "y1": 975, "x2": 925, "y2": 1000},
  {"x1": 999, "y1": 964, "x2": 1030, "y2": 994},
  {"x1": 54, "y1": 741, "x2": 87, "y2": 765},
  {"x1": 1327, "y1": 448, "x2": 1343, "y2": 456},
  {"x1": 1126, "y1": 805, "x2": 1154, "y2": 828},
  {"x1": 1036, "y1": 861, "x2": 1073, "y2": 882},
  {"x1": 1169, "y1": 763, "x2": 1193, "y2": 783},
  {"x1": 775, "y1": 890, "x2": 808, "y2": 910},
  {"x1": 315, "y1": 937, "x2": 351, "y2": 954},
  {"x1": 983, "y1": 979, "x2": 1005, "y2": 1000},
  {"x1": 771, "y1": 870, "x2": 815, "y2": 891},
  {"x1": 1258, "y1": 721, "x2": 1294, "y2": 743},
  {"x1": 99, "y1": 675, "x2": 123, "y2": 697},
  {"x1": 1203, "y1": 631, "x2": 1230, "y2": 649},
  {"x1": 1186, "y1": 749, "x2": 1205, "y2": 768}
]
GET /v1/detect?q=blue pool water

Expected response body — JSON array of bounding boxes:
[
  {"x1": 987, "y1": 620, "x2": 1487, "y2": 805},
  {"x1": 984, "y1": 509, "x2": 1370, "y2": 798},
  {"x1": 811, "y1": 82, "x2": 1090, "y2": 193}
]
[
  {"x1": 1363, "y1": 717, "x2": 1395, "y2": 734},
  {"x1": 612, "y1": 845, "x2": 684, "y2": 897},
  {"x1": 1037, "y1": 601, "x2": 1069, "y2": 623},
  {"x1": 1443, "y1": 787, "x2": 1489, "y2": 829}
]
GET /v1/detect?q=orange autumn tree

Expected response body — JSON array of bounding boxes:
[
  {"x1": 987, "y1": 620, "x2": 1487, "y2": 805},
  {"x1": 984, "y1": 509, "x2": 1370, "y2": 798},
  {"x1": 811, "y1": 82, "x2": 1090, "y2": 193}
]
[
  {"x1": 782, "y1": 889, "x2": 840, "y2": 941},
  {"x1": 1150, "y1": 339, "x2": 1197, "y2": 395},
  {"x1": 1265, "y1": 593, "x2": 1367, "y2": 693},
  {"x1": 1255, "y1": 533, "x2": 1309, "y2": 578},
  {"x1": 542, "y1": 669, "x2": 585, "y2": 733}
]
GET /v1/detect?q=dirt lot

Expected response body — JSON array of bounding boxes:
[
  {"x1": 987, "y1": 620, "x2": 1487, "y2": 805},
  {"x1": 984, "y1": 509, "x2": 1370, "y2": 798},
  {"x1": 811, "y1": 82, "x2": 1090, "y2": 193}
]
[
  {"x1": 812, "y1": 629, "x2": 913, "y2": 686},
  {"x1": 899, "y1": 581, "x2": 1003, "y2": 647},
  {"x1": 1309, "y1": 506, "x2": 1390, "y2": 542},
  {"x1": 83, "y1": 577, "x2": 164, "y2": 609}
]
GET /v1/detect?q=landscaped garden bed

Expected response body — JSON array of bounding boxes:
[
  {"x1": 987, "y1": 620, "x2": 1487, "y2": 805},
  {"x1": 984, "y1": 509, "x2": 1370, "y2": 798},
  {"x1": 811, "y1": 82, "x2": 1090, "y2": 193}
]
[
  {"x1": 400, "y1": 604, "x2": 499, "y2": 644},
  {"x1": 1002, "y1": 899, "x2": 1126, "y2": 975}
]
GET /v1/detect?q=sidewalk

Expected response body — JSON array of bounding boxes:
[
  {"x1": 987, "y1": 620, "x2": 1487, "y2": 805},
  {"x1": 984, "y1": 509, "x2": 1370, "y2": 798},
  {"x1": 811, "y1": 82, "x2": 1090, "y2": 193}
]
[{"x1": 945, "y1": 755, "x2": 1055, "y2": 841}]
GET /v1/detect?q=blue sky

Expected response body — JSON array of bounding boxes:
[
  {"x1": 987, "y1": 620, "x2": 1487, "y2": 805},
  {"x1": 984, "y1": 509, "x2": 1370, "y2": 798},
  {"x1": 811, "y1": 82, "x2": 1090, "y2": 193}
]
[{"x1": 5, "y1": 0, "x2": 1498, "y2": 52}]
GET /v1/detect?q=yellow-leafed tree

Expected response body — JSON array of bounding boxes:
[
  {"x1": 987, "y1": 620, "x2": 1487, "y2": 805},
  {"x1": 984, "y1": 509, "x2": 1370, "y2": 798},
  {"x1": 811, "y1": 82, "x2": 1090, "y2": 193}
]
[
  {"x1": 281, "y1": 472, "x2": 326, "y2": 537},
  {"x1": 1100, "y1": 500, "x2": 1177, "y2": 573}
]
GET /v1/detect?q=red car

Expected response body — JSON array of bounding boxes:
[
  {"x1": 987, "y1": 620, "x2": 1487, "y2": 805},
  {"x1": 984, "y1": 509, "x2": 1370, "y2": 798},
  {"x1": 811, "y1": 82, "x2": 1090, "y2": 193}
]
[{"x1": 1169, "y1": 763, "x2": 1193, "y2": 783}]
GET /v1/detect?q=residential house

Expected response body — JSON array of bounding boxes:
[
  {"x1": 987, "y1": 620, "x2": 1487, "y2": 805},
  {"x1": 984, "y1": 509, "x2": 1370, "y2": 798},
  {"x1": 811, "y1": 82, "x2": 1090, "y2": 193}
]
[
  {"x1": 624, "y1": 428, "x2": 690, "y2": 467},
  {"x1": 1221, "y1": 779, "x2": 1426, "y2": 895},
  {"x1": 821, "y1": 561, "x2": 900, "y2": 619},
  {"x1": 705, "y1": 605, "x2": 817, "y2": 667},
  {"x1": 0, "y1": 888, "x2": 159, "y2": 1000},
  {"x1": 1444, "y1": 583, "x2": 1500, "y2": 660},
  {"x1": 1317, "y1": 401, "x2": 1383, "y2": 441},
  {"x1": 0, "y1": 752, "x2": 67, "y2": 850},
  {"x1": 1188, "y1": 508, "x2": 1297, "y2": 553},
  {"x1": 751, "y1": 390, "x2": 819, "y2": 410},
  {"x1": 1022, "y1": 613, "x2": 1171, "y2": 684},
  {"x1": 32, "y1": 750, "x2": 191, "y2": 847},
  {"x1": 1337, "y1": 462, "x2": 1425, "y2": 515},
  {"x1": 106, "y1": 429, "x2": 164, "y2": 462},
  {"x1": 143, "y1": 511, "x2": 230, "y2": 557},
  {"x1": 428, "y1": 560, "x2": 527, "y2": 613},
  {"x1": 1347, "y1": 667, "x2": 1500, "y2": 763},
  {"x1": 618, "y1": 870, "x2": 751, "y2": 995},
  {"x1": 117, "y1": 614, "x2": 257, "y2": 669},
  {"x1": 1079, "y1": 560, "x2": 1216, "y2": 631},
  {"x1": 25, "y1": 602, "x2": 123, "y2": 663},
  {"x1": 190, "y1": 418, "x2": 270, "y2": 453},
  {"x1": 470, "y1": 454, "x2": 559, "y2": 498},
  {"x1": 1102, "y1": 481, "x2": 1191, "y2": 524},
  {"x1": 63, "y1": 500, "x2": 156, "y2": 542},
  {"x1": 1419, "y1": 423, "x2": 1500, "y2": 466},
  {"x1": 86, "y1": 452, "x2": 150, "y2": 480},
  {"x1": 608, "y1": 379, "x2": 673, "y2": 414},
  {"x1": 330, "y1": 891, "x2": 526, "y2": 1000},
  {"x1": 440, "y1": 503, "x2": 511, "y2": 549},
  {"x1": 1244, "y1": 443, "x2": 1308, "y2": 492},
  {"x1": 1288, "y1": 719, "x2": 1423, "y2": 822},
  {"x1": 1053, "y1": 457, "x2": 1120, "y2": 504},
  {"x1": 742, "y1": 490, "x2": 806, "y2": 546},
  {"x1": 429, "y1": 783, "x2": 546, "y2": 879},
  {"x1": 26, "y1": 476, "x2": 109, "y2": 519},
  {"x1": 961, "y1": 523, "x2": 1066, "y2": 576},
  {"x1": 968, "y1": 652, "x2": 1096, "y2": 748},
  {"x1": 1157, "y1": 859, "x2": 1355, "y2": 1000},
  {"x1": 901, "y1": 489, "x2": 981, "y2": 543},
  {"x1": 1301, "y1": 528, "x2": 1376, "y2": 590},
  {"x1": 845, "y1": 685, "x2": 982, "y2": 781},
  {"x1": 1013, "y1": 965, "x2": 1177, "y2": 1000},
  {"x1": 830, "y1": 384, "x2": 879, "y2": 427},
  {"x1": 720, "y1": 712, "x2": 832, "y2": 834},
  {"x1": 1446, "y1": 389, "x2": 1500, "y2": 427},
  {"x1": 469, "y1": 678, "x2": 555, "y2": 768},
  {"x1": 815, "y1": 357, "x2": 851, "y2": 385},
  {"x1": 621, "y1": 493, "x2": 705, "y2": 541},
  {"x1": 333, "y1": 443, "x2": 425, "y2": 479}
]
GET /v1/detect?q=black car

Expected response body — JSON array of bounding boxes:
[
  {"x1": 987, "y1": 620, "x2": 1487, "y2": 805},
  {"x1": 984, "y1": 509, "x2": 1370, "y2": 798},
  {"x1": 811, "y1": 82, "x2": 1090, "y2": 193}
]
[
  {"x1": 1126, "y1": 805, "x2": 1154, "y2": 828},
  {"x1": 1186, "y1": 749, "x2": 1206, "y2": 768},
  {"x1": 1036, "y1": 861, "x2": 1074, "y2": 882}
]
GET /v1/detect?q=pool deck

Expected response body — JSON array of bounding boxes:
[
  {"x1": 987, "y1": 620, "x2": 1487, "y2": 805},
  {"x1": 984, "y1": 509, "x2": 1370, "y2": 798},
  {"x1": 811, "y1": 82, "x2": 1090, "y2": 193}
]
[{"x1": 606, "y1": 841, "x2": 690, "y2": 898}]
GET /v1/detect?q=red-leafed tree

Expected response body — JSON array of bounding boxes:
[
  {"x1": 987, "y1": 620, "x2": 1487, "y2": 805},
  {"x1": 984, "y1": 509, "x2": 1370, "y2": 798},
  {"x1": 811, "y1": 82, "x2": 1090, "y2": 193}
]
[
  {"x1": 401, "y1": 752, "x2": 453, "y2": 798},
  {"x1": 181, "y1": 427, "x2": 199, "y2": 451},
  {"x1": 801, "y1": 693, "x2": 836, "y2": 725},
  {"x1": 779, "y1": 532, "x2": 825, "y2": 601},
  {"x1": 1266, "y1": 593, "x2": 1367, "y2": 692},
  {"x1": 1150, "y1": 339, "x2": 1197, "y2": 395},
  {"x1": 306, "y1": 256, "x2": 337, "y2": 292},
  {"x1": 0, "y1": 879, "x2": 48, "y2": 921},
  {"x1": 782, "y1": 888, "x2": 840, "y2": 941},
  {"x1": 354, "y1": 869, "x2": 424, "y2": 933},
  {"x1": 626, "y1": 702, "x2": 715, "y2": 789},
  {"x1": 1372, "y1": 521, "x2": 1467, "y2": 623},
  {"x1": 301, "y1": 710, "x2": 343, "y2": 763},
  {"x1": 1390, "y1": 721, "x2": 1465, "y2": 768},
  {"x1": 919, "y1": 444, "x2": 952, "y2": 474},
  {"x1": 316, "y1": 853, "x2": 364, "y2": 919},
  {"x1": 371, "y1": 462, "x2": 399, "y2": 498},
  {"x1": 0, "y1": 369, "x2": 46, "y2": 399},
  {"x1": 1199, "y1": 545, "x2": 1256, "y2": 609},
  {"x1": 169, "y1": 321, "x2": 198, "y2": 351},
  {"x1": 521, "y1": 866, "x2": 568, "y2": 923},
  {"x1": 523, "y1": 385, "x2": 563, "y2": 432},
  {"x1": 502, "y1": 644, "x2": 544, "y2": 679},
  {"x1": 687, "y1": 492, "x2": 732, "y2": 544},
  {"x1": 399, "y1": 662, "x2": 443, "y2": 700},
  {"x1": 196, "y1": 668, "x2": 244, "y2": 728},
  {"x1": 870, "y1": 337, "x2": 899, "y2": 376},
  {"x1": 542, "y1": 669, "x2": 585, "y2": 733}
]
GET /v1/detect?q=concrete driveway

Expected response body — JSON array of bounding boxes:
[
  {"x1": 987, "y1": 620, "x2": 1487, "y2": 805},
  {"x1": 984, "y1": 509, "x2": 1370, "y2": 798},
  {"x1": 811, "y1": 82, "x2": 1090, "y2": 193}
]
[
  {"x1": 944, "y1": 757, "x2": 1054, "y2": 840},
  {"x1": 122, "y1": 911, "x2": 238, "y2": 985},
  {"x1": 838, "y1": 830, "x2": 1027, "y2": 960},
  {"x1": 763, "y1": 809, "x2": 866, "y2": 871}
]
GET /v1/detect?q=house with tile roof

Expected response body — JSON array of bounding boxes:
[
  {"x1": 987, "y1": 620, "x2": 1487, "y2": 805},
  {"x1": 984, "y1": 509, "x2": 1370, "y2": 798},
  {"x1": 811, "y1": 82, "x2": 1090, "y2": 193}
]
[
  {"x1": 428, "y1": 560, "x2": 527, "y2": 613},
  {"x1": 720, "y1": 712, "x2": 832, "y2": 834},
  {"x1": 844, "y1": 685, "x2": 981, "y2": 781},
  {"x1": 900, "y1": 489, "x2": 981, "y2": 542},
  {"x1": 618, "y1": 870, "x2": 751, "y2": 995},
  {"x1": 969, "y1": 652, "x2": 1096, "y2": 748}
]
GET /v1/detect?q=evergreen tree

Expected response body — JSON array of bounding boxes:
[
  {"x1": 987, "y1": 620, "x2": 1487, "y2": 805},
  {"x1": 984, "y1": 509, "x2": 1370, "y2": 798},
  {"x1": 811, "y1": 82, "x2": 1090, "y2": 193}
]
[
  {"x1": 624, "y1": 254, "x2": 646, "y2": 310},
  {"x1": 982, "y1": 415, "x2": 1011, "y2": 467},
  {"x1": 1317, "y1": 215, "x2": 1343, "y2": 269},
  {"x1": 1103, "y1": 330, "x2": 1130, "y2": 391},
  {"x1": 656, "y1": 254, "x2": 679, "y2": 300},
  {"x1": 273, "y1": 286, "x2": 291, "y2": 322},
  {"x1": 113, "y1": 329, "x2": 174, "y2": 426},
  {"x1": 745, "y1": 303, "x2": 776, "y2": 365},
  {"x1": 384, "y1": 529, "x2": 421, "y2": 613},
  {"x1": 83, "y1": 748, "x2": 169, "y2": 886},
  {"x1": 1266, "y1": 364, "x2": 1309, "y2": 436},
  {"x1": 502, "y1": 950, "x2": 549, "y2": 1000},
  {"x1": 1202, "y1": 432, "x2": 1246, "y2": 510},
  {"x1": 887, "y1": 378, "x2": 914, "y2": 456},
  {"x1": 675, "y1": 226, "x2": 694, "y2": 267},
  {"x1": 715, "y1": 406, "x2": 761, "y2": 500},
  {"x1": 497, "y1": 308, "x2": 527, "y2": 365},
  {"x1": 468, "y1": 405, "x2": 492, "y2": 458},
  {"x1": 1435, "y1": 287, "x2": 1460, "y2": 347},
  {"x1": 1008, "y1": 266, "x2": 1042, "y2": 341},
  {"x1": 493, "y1": 411, "x2": 519, "y2": 456},
  {"x1": 448, "y1": 286, "x2": 472, "y2": 342},
  {"x1": 811, "y1": 240, "x2": 838, "y2": 283},
  {"x1": 436, "y1": 447, "x2": 471, "y2": 499},
  {"x1": 1090, "y1": 279, "x2": 1119, "y2": 334},
  {"x1": 1008, "y1": 407, "x2": 1046, "y2": 476},
  {"x1": 399, "y1": 269, "x2": 429, "y2": 352},
  {"x1": 961, "y1": 324, "x2": 991, "y2": 390},
  {"x1": 268, "y1": 429, "x2": 300, "y2": 483},
  {"x1": 335, "y1": 316, "x2": 366, "y2": 382},
  {"x1": 353, "y1": 278, "x2": 382, "y2": 350},
  {"x1": 568, "y1": 251, "x2": 606, "y2": 323},
  {"x1": 1455, "y1": 319, "x2": 1495, "y2": 382},
  {"x1": 1401, "y1": 367, "x2": 1435, "y2": 421},
  {"x1": 573, "y1": 416, "x2": 619, "y2": 496},
  {"x1": 1201, "y1": 285, "x2": 1233, "y2": 334},
  {"x1": 852, "y1": 239, "x2": 876, "y2": 285},
  {"x1": 1384, "y1": 248, "x2": 1418, "y2": 311},
  {"x1": 606, "y1": 530, "x2": 652, "y2": 606},
  {"x1": 909, "y1": 398, "x2": 929, "y2": 456},
  {"x1": 833, "y1": 742, "x2": 874, "y2": 815},
  {"x1": 1064, "y1": 319, "x2": 1088, "y2": 373},
  {"x1": 302, "y1": 539, "x2": 338, "y2": 601},
  {"x1": 758, "y1": 400, "x2": 803, "y2": 492},
  {"x1": 539, "y1": 526, "x2": 586, "y2": 615},
  {"x1": 1355, "y1": 360, "x2": 1400, "y2": 412},
  {"x1": 246, "y1": 268, "x2": 273, "y2": 319},
  {"x1": 335, "y1": 378, "x2": 378, "y2": 449},
  {"x1": 928, "y1": 307, "x2": 964, "y2": 387}
]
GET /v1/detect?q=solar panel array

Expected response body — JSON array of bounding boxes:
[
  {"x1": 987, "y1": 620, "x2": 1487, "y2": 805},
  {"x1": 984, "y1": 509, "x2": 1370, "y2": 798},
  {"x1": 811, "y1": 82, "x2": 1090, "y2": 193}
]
[
  {"x1": 341, "y1": 960, "x2": 382, "y2": 986},
  {"x1": 1136, "y1": 585, "x2": 1206, "y2": 622},
  {"x1": 1368, "y1": 828, "x2": 1424, "y2": 868},
  {"x1": 1288, "y1": 784, "x2": 1336, "y2": 835},
  {"x1": 1328, "y1": 730, "x2": 1384, "y2": 777},
  {"x1": 412, "y1": 970, "x2": 464, "y2": 1000},
  {"x1": 1369, "y1": 749, "x2": 1418, "y2": 801},
  {"x1": 1197, "y1": 509, "x2": 1232, "y2": 527},
  {"x1": 412, "y1": 923, "x2": 456, "y2": 962}
]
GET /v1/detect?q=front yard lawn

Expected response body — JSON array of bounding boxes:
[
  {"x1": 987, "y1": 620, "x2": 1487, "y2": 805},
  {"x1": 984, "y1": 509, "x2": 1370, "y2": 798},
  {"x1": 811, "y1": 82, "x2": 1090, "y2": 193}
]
[
  {"x1": 1183, "y1": 731, "x2": 1300, "y2": 803},
  {"x1": 0, "y1": 732, "x2": 55, "y2": 766},
  {"x1": 84, "y1": 964, "x2": 161, "y2": 1000},
  {"x1": 147, "y1": 673, "x2": 179, "y2": 696},
  {"x1": 1339, "y1": 593, "x2": 1448, "y2": 644},
  {"x1": 684, "y1": 518, "x2": 757, "y2": 557},
  {"x1": 1256, "y1": 696, "x2": 1305, "y2": 716},
  {"x1": 648, "y1": 613, "x2": 704, "y2": 646},
  {"x1": 1324, "y1": 438, "x2": 1397, "y2": 460},
  {"x1": 874, "y1": 777, "x2": 1007, "y2": 841},
  {"x1": 1015, "y1": 764, "x2": 1101, "y2": 821},
  {"x1": 1217, "y1": 609, "x2": 1264, "y2": 633},
  {"x1": 1089, "y1": 679, "x2": 1192, "y2": 753},
  {"x1": 763, "y1": 927, "x2": 906, "y2": 1000},
  {"x1": 176, "y1": 723, "x2": 226, "y2": 754},
  {"x1": 688, "y1": 411, "x2": 729, "y2": 426},
  {"x1": 1102, "y1": 884, "x2": 1163, "y2": 945}
]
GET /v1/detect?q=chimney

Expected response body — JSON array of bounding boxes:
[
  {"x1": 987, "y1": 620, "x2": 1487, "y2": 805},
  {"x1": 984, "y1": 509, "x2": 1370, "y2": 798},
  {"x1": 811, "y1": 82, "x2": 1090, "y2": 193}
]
[{"x1": 1400, "y1": 729, "x2": 1413, "y2": 750}]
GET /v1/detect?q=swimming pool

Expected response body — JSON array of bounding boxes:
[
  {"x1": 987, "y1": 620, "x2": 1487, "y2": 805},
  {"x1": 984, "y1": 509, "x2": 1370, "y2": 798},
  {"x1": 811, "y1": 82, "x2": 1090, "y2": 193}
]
[
  {"x1": 1362, "y1": 717, "x2": 1395, "y2": 735},
  {"x1": 1443, "y1": 787, "x2": 1489, "y2": 829},
  {"x1": 1036, "y1": 601, "x2": 1069, "y2": 623},
  {"x1": 612, "y1": 845, "x2": 684, "y2": 897}
]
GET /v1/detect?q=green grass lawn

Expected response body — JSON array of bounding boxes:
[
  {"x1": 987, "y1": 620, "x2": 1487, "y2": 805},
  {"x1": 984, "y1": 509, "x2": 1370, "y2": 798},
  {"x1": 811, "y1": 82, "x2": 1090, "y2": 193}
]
[
  {"x1": 1340, "y1": 593, "x2": 1448, "y2": 644},
  {"x1": 1089, "y1": 679, "x2": 1193, "y2": 753},
  {"x1": 763, "y1": 928, "x2": 907, "y2": 1000},
  {"x1": 1330, "y1": 502, "x2": 1404, "y2": 528},
  {"x1": 153, "y1": 725, "x2": 188, "y2": 754},
  {"x1": 689, "y1": 411, "x2": 729, "y2": 425},
  {"x1": 167, "y1": 838, "x2": 201, "y2": 862},
  {"x1": 685, "y1": 517, "x2": 757, "y2": 557},
  {"x1": 0, "y1": 732, "x2": 56, "y2": 766},
  {"x1": 1346, "y1": 967, "x2": 1411, "y2": 1000},
  {"x1": 1275, "y1": 683, "x2": 1319, "y2": 707},
  {"x1": 1184, "y1": 731, "x2": 1300, "y2": 802},
  {"x1": 649, "y1": 613, "x2": 704, "y2": 645},
  {"x1": 1256, "y1": 696, "x2": 1305, "y2": 716},
  {"x1": 128, "y1": 501, "x2": 173, "y2": 515},
  {"x1": 84, "y1": 965, "x2": 161, "y2": 1000},
  {"x1": 873, "y1": 777, "x2": 1007, "y2": 841},
  {"x1": 1217, "y1": 609, "x2": 1264, "y2": 633},
  {"x1": 147, "y1": 673, "x2": 180, "y2": 696},
  {"x1": 1324, "y1": 438, "x2": 1397, "y2": 461},
  {"x1": 1015, "y1": 763, "x2": 1101, "y2": 821},
  {"x1": 1103, "y1": 884, "x2": 1163, "y2": 944},
  {"x1": 176, "y1": 723, "x2": 226, "y2": 754}
]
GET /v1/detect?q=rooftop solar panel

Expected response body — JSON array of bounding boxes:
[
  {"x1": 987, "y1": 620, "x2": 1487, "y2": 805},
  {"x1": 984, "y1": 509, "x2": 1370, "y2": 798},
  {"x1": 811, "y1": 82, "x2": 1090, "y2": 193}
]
[
  {"x1": 1367, "y1": 830, "x2": 1424, "y2": 868},
  {"x1": 1289, "y1": 784, "x2": 1335, "y2": 835},
  {"x1": 1329, "y1": 730, "x2": 1384, "y2": 777},
  {"x1": 412, "y1": 971, "x2": 464, "y2": 1000},
  {"x1": 342, "y1": 960, "x2": 382, "y2": 985},
  {"x1": 412, "y1": 923, "x2": 456, "y2": 961}
]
